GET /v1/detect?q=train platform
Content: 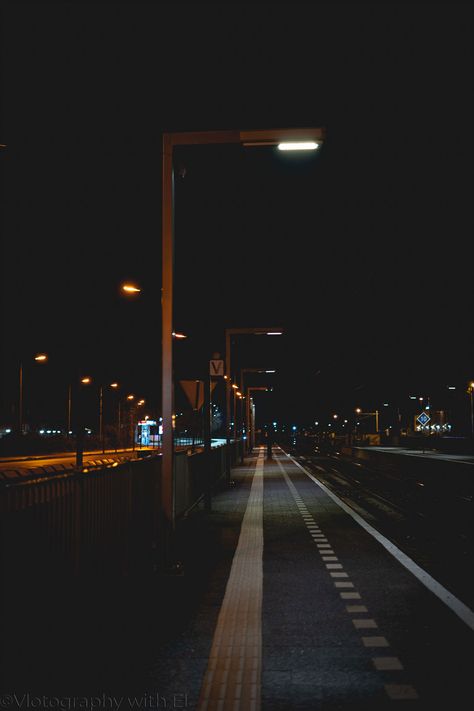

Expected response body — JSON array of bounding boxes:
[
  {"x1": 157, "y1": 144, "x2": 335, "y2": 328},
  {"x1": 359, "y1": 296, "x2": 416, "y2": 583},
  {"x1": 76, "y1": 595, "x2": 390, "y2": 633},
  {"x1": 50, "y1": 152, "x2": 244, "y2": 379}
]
[
  {"x1": 2, "y1": 445, "x2": 472, "y2": 711},
  {"x1": 129, "y1": 445, "x2": 473, "y2": 710}
]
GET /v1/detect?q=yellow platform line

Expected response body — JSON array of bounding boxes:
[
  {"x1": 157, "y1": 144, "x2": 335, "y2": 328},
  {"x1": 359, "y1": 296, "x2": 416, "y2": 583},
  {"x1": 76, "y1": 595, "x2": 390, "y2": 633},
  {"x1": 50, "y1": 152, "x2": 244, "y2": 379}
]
[{"x1": 197, "y1": 448, "x2": 265, "y2": 711}]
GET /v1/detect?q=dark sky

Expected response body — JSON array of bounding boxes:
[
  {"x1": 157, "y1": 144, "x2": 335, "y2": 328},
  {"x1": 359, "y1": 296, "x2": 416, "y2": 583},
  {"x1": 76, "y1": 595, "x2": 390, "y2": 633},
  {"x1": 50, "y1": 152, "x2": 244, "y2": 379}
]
[{"x1": 0, "y1": 3, "x2": 472, "y2": 428}]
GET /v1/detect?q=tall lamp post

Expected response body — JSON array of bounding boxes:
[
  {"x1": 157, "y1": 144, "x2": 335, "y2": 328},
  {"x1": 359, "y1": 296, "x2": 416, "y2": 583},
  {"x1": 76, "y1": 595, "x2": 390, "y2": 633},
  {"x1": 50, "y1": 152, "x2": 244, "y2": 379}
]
[
  {"x1": 355, "y1": 408, "x2": 379, "y2": 434},
  {"x1": 240, "y1": 369, "x2": 276, "y2": 450},
  {"x1": 246, "y1": 386, "x2": 271, "y2": 451},
  {"x1": 18, "y1": 353, "x2": 48, "y2": 435},
  {"x1": 468, "y1": 382, "x2": 474, "y2": 438},
  {"x1": 162, "y1": 127, "x2": 324, "y2": 551},
  {"x1": 224, "y1": 327, "x2": 283, "y2": 480}
]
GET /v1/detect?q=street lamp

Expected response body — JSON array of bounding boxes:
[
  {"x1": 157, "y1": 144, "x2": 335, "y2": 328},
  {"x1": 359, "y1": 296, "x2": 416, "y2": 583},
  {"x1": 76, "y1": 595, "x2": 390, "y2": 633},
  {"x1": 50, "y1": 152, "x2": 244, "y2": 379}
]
[
  {"x1": 161, "y1": 127, "x2": 324, "y2": 546},
  {"x1": 224, "y1": 327, "x2": 283, "y2": 479},
  {"x1": 99, "y1": 382, "x2": 121, "y2": 453},
  {"x1": 121, "y1": 283, "x2": 141, "y2": 294},
  {"x1": 355, "y1": 407, "x2": 379, "y2": 433},
  {"x1": 18, "y1": 353, "x2": 49, "y2": 436},
  {"x1": 240, "y1": 368, "x2": 277, "y2": 452},
  {"x1": 468, "y1": 382, "x2": 474, "y2": 437},
  {"x1": 246, "y1": 386, "x2": 271, "y2": 451}
]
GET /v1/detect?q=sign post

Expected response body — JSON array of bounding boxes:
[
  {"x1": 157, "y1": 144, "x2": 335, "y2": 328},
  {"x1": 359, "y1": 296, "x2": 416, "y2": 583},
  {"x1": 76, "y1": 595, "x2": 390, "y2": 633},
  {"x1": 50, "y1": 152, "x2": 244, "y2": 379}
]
[{"x1": 416, "y1": 411, "x2": 431, "y2": 453}]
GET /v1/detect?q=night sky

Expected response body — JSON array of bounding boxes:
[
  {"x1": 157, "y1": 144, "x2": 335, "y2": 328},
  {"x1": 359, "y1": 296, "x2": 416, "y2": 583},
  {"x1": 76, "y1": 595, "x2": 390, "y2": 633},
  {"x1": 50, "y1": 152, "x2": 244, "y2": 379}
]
[{"x1": 0, "y1": 4, "x2": 472, "y2": 429}]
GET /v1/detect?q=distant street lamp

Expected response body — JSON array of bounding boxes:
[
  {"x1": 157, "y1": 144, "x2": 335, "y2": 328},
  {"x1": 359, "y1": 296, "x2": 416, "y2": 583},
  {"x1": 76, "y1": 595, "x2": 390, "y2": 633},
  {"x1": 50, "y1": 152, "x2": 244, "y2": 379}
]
[
  {"x1": 468, "y1": 382, "x2": 474, "y2": 437},
  {"x1": 18, "y1": 353, "x2": 48, "y2": 435},
  {"x1": 355, "y1": 407, "x2": 379, "y2": 433},
  {"x1": 224, "y1": 327, "x2": 284, "y2": 479},
  {"x1": 247, "y1": 386, "x2": 271, "y2": 451},
  {"x1": 99, "y1": 382, "x2": 121, "y2": 452},
  {"x1": 76, "y1": 375, "x2": 93, "y2": 468},
  {"x1": 161, "y1": 127, "x2": 324, "y2": 551}
]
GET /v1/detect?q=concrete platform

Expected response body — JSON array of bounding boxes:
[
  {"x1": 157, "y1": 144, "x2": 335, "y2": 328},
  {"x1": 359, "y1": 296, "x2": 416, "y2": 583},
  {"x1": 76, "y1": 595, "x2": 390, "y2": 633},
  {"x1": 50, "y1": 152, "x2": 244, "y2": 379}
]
[{"x1": 3, "y1": 446, "x2": 472, "y2": 710}]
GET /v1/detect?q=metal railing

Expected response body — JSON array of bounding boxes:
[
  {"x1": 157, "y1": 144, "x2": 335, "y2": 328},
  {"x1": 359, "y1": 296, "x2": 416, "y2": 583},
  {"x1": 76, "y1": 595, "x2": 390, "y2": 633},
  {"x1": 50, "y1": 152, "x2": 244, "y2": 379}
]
[{"x1": 0, "y1": 440, "x2": 244, "y2": 578}]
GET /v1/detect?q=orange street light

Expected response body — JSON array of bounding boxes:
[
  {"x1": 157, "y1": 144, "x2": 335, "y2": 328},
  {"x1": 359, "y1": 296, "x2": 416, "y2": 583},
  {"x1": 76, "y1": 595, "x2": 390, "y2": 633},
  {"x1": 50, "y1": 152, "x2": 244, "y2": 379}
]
[
  {"x1": 121, "y1": 283, "x2": 141, "y2": 294},
  {"x1": 110, "y1": 382, "x2": 119, "y2": 388},
  {"x1": 127, "y1": 394, "x2": 134, "y2": 401},
  {"x1": 172, "y1": 332, "x2": 187, "y2": 339},
  {"x1": 34, "y1": 353, "x2": 48, "y2": 362},
  {"x1": 81, "y1": 377, "x2": 92, "y2": 385}
]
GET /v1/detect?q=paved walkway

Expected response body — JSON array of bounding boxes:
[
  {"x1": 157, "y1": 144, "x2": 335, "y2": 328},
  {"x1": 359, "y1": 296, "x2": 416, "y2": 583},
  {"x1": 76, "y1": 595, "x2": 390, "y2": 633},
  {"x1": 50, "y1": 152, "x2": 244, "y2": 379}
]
[{"x1": 135, "y1": 446, "x2": 473, "y2": 711}]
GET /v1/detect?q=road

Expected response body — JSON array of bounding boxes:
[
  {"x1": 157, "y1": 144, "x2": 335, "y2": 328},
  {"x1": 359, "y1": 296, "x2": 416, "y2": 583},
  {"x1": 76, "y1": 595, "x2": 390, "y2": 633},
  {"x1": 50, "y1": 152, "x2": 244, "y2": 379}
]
[{"x1": 287, "y1": 440, "x2": 474, "y2": 611}]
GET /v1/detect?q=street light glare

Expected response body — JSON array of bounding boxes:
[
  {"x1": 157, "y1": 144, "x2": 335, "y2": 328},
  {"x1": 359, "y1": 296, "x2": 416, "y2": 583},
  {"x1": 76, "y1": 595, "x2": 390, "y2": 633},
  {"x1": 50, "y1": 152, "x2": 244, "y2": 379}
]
[
  {"x1": 122, "y1": 284, "x2": 141, "y2": 293},
  {"x1": 172, "y1": 332, "x2": 187, "y2": 339},
  {"x1": 110, "y1": 382, "x2": 119, "y2": 388},
  {"x1": 277, "y1": 141, "x2": 319, "y2": 151},
  {"x1": 34, "y1": 354, "x2": 48, "y2": 362},
  {"x1": 81, "y1": 377, "x2": 91, "y2": 384}
]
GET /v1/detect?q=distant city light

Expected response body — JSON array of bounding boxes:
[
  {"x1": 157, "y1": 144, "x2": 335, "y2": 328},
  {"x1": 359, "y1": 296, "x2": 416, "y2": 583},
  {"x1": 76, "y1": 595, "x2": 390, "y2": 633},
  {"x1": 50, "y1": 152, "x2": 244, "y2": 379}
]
[{"x1": 277, "y1": 141, "x2": 319, "y2": 151}]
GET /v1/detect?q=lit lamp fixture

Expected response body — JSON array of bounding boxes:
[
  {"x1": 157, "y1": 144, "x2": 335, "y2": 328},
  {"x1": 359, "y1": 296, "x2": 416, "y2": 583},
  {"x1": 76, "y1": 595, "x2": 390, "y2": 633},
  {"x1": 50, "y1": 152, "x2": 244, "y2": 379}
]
[
  {"x1": 172, "y1": 331, "x2": 187, "y2": 339},
  {"x1": 122, "y1": 283, "x2": 141, "y2": 294},
  {"x1": 127, "y1": 394, "x2": 134, "y2": 401},
  {"x1": 81, "y1": 377, "x2": 92, "y2": 384},
  {"x1": 110, "y1": 382, "x2": 119, "y2": 388},
  {"x1": 34, "y1": 353, "x2": 48, "y2": 362},
  {"x1": 277, "y1": 141, "x2": 319, "y2": 151}
]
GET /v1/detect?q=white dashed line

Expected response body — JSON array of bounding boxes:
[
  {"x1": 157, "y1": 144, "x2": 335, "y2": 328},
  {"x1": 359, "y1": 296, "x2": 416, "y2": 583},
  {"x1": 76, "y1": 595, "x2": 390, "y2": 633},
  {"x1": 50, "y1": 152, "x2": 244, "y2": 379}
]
[
  {"x1": 362, "y1": 636, "x2": 389, "y2": 647},
  {"x1": 284, "y1": 450, "x2": 474, "y2": 631},
  {"x1": 372, "y1": 657, "x2": 403, "y2": 671},
  {"x1": 384, "y1": 684, "x2": 419, "y2": 700}
]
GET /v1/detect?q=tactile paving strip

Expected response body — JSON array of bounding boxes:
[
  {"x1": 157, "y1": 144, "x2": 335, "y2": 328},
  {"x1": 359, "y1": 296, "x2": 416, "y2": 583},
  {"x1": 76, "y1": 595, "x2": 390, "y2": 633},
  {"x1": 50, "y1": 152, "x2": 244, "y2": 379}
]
[{"x1": 197, "y1": 449, "x2": 265, "y2": 711}]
